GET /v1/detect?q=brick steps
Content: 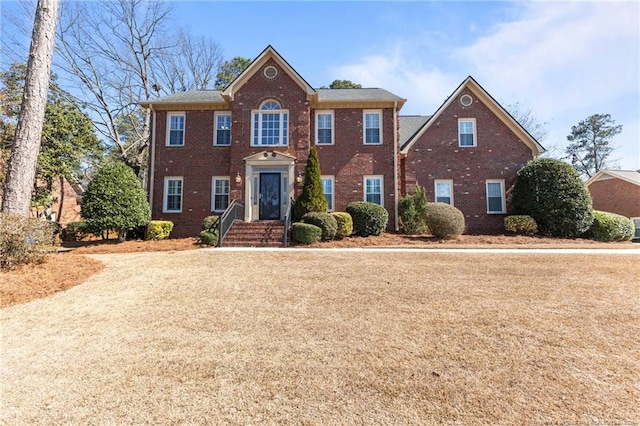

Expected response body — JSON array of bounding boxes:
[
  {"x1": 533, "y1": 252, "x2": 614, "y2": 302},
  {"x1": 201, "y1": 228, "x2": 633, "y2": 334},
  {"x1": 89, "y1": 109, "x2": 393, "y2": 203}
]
[{"x1": 221, "y1": 220, "x2": 286, "y2": 247}]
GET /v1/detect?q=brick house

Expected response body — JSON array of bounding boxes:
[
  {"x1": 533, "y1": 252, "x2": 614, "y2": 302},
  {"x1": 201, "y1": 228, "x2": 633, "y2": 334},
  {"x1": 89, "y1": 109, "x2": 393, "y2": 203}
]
[
  {"x1": 142, "y1": 46, "x2": 544, "y2": 239},
  {"x1": 586, "y1": 170, "x2": 640, "y2": 238}
]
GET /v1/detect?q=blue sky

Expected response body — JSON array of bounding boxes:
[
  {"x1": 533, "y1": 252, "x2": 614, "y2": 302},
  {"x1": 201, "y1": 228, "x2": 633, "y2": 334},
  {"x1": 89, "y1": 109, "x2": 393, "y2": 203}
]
[{"x1": 2, "y1": 1, "x2": 639, "y2": 170}]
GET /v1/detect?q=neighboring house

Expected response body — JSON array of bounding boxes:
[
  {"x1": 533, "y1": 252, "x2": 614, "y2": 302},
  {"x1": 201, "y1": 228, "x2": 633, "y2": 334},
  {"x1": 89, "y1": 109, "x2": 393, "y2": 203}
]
[
  {"x1": 142, "y1": 46, "x2": 544, "y2": 238},
  {"x1": 586, "y1": 170, "x2": 640, "y2": 238},
  {"x1": 49, "y1": 176, "x2": 84, "y2": 225}
]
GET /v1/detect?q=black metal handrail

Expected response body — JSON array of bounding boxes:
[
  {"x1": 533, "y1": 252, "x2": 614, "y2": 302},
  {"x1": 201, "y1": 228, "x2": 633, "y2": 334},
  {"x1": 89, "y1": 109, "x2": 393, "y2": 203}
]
[
  {"x1": 283, "y1": 197, "x2": 294, "y2": 247},
  {"x1": 218, "y1": 199, "x2": 245, "y2": 247}
]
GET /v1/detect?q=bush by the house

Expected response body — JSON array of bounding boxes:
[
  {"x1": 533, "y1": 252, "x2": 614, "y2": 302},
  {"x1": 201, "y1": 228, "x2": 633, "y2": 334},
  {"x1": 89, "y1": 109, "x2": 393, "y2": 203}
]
[
  {"x1": 292, "y1": 222, "x2": 322, "y2": 244},
  {"x1": 146, "y1": 221, "x2": 174, "y2": 240},
  {"x1": 424, "y1": 202, "x2": 465, "y2": 239},
  {"x1": 398, "y1": 184, "x2": 428, "y2": 234},
  {"x1": 62, "y1": 221, "x2": 92, "y2": 241},
  {"x1": 81, "y1": 162, "x2": 150, "y2": 242},
  {"x1": 0, "y1": 213, "x2": 57, "y2": 270},
  {"x1": 293, "y1": 146, "x2": 327, "y2": 221},
  {"x1": 584, "y1": 210, "x2": 634, "y2": 242},
  {"x1": 198, "y1": 215, "x2": 219, "y2": 246},
  {"x1": 346, "y1": 201, "x2": 389, "y2": 237},
  {"x1": 302, "y1": 212, "x2": 337, "y2": 241},
  {"x1": 512, "y1": 158, "x2": 593, "y2": 237},
  {"x1": 504, "y1": 215, "x2": 538, "y2": 235},
  {"x1": 331, "y1": 212, "x2": 353, "y2": 239}
]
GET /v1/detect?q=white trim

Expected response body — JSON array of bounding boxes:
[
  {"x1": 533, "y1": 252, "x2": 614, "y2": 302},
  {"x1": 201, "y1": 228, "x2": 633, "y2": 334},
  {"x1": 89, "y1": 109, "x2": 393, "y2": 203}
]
[
  {"x1": 486, "y1": 179, "x2": 506, "y2": 214},
  {"x1": 213, "y1": 111, "x2": 232, "y2": 146},
  {"x1": 321, "y1": 175, "x2": 335, "y2": 212},
  {"x1": 363, "y1": 110, "x2": 383, "y2": 145},
  {"x1": 315, "y1": 110, "x2": 334, "y2": 145},
  {"x1": 458, "y1": 118, "x2": 477, "y2": 147},
  {"x1": 165, "y1": 112, "x2": 185, "y2": 146},
  {"x1": 211, "y1": 176, "x2": 230, "y2": 212},
  {"x1": 586, "y1": 170, "x2": 640, "y2": 187},
  {"x1": 163, "y1": 176, "x2": 183, "y2": 213},
  {"x1": 149, "y1": 106, "x2": 156, "y2": 217},
  {"x1": 364, "y1": 175, "x2": 384, "y2": 207},
  {"x1": 393, "y1": 101, "x2": 399, "y2": 231},
  {"x1": 434, "y1": 179, "x2": 454, "y2": 205}
]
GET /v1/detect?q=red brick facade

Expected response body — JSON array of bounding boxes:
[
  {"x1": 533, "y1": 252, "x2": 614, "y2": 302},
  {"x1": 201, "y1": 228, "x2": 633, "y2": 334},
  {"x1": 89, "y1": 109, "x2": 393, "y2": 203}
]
[{"x1": 587, "y1": 175, "x2": 640, "y2": 219}]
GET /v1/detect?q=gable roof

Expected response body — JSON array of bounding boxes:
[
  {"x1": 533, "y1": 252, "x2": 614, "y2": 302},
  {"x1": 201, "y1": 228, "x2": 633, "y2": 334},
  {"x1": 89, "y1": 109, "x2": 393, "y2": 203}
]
[
  {"x1": 586, "y1": 170, "x2": 640, "y2": 187},
  {"x1": 316, "y1": 88, "x2": 405, "y2": 103},
  {"x1": 222, "y1": 45, "x2": 315, "y2": 101},
  {"x1": 139, "y1": 90, "x2": 226, "y2": 108},
  {"x1": 399, "y1": 76, "x2": 545, "y2": 156}
]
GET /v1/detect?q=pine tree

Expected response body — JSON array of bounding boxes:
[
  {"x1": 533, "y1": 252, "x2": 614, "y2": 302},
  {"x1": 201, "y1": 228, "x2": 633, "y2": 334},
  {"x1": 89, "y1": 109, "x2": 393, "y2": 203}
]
[{"x1": 293, "y1": 146, "x2": 327, "y2": 221}]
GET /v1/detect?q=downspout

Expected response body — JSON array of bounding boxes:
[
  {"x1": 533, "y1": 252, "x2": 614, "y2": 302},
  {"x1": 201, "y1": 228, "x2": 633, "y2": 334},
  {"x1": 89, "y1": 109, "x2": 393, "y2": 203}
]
[
  {"x1": 393, "y1": 101, "x2": 399, "y2": 231},
  {"x1": 148, "y1": 105, "x2": 156, "y2": 220}
]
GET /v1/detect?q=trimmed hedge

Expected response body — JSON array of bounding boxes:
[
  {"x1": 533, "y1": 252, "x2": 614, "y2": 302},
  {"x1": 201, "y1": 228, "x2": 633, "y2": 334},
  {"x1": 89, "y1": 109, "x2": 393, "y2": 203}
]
[
  {"x1": 146, "y1": 221, "x2": 174, "y2": 240},
  {"x1": 424, "y1": 202, "x2": 465, "y2": 239},
  {"x1": 1, "y1": 213, "x2": 57, "y2": 270},
  {"x1": 198, "y1": 231, "x2": 218, "y2": 246},
  {"x1": 199, "y1": 215, "x2": 220, "y2": 246},
  {"x1": 331, "y1": 212, "x2": 353, "y2": 239},
  {"x1": 346, "y1": 201, "x2": 389, "y2": 237},
  {"x1": 504, "y1": 215, "x2": 538, "y2": 235},
  {"x1": 292, "y1": 222, "x2": 322, "y2": 244},
  {"x1": 302, "y1": 212, "x2": 337, "y2": 241},
  {"x1": 584, "y1": 210, "x2": 634, "y2": 242}
]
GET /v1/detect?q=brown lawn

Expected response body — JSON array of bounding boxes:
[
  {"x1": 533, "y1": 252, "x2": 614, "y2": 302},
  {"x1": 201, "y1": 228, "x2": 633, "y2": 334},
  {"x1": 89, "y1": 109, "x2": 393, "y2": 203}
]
[{"x1": 1, "y1": 249, "x2": 638, "y2": 424}]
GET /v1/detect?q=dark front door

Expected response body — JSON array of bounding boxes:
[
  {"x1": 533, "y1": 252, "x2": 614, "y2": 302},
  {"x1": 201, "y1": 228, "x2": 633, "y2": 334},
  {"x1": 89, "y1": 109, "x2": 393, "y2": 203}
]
[{"x1": 259, "y1": 173, "x2": 281, "y2": 220}]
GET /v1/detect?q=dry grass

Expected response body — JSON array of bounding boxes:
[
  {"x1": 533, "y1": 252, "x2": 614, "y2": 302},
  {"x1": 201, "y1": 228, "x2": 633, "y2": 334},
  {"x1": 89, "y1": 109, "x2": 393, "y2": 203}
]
[{"x1": 1, "y1": 250, "x2": 638, "y2": 425}]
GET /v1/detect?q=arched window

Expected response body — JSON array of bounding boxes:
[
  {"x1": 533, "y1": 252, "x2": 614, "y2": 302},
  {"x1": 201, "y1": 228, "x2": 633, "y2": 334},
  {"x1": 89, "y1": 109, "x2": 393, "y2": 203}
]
[{"x1": 252, "y1": 100, "x2": 288, "y2": 146}]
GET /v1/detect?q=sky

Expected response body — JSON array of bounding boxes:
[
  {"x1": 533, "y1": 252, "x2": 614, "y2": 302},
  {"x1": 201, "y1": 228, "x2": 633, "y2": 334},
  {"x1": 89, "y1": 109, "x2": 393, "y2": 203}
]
[{"x1": 2, "y1": 1, "x2": 639, "y2": 170}]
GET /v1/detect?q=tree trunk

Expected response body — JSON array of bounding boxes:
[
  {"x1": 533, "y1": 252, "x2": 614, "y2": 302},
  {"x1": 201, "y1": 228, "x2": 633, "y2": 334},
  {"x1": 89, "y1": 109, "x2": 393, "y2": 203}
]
[
  {"x1": 117, "y1": 228, "x2": 127, "y2": 242},
  {"x1": 1, "y1": 0, "x2": 59, "y2": 216}
]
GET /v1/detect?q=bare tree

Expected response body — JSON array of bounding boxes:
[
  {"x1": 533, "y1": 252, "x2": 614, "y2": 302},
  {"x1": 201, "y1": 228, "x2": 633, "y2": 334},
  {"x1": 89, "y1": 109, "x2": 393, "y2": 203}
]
[{"x1": 2, "y1": 0, "x2": 59, "y2": 215}]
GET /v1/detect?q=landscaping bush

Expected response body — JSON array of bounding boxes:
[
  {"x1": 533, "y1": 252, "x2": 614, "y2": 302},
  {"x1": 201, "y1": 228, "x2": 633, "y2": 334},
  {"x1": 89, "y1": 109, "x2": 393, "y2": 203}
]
[
  {"x1": 146, "y1": 221, "x2": 174, "y2": 240},
  {"x1": 292, "y1": 222, "x2": 322, "y2": 244},
  {"x1": 584, "y1": 210, "x2": 634, "y2": 242},
  {"x1": 398, "y1": 184, "x2": 428, "y2": 234},
  {"x1": 198, "y1": 215, "x2": 219, "y2": 246},
  {"x1": 424, "y1": 202, "x2": 465, "y2": 239},
  {"x1": 0, "y1": 213, "x2": 57, "y2": 270},
  {"x1": 62, "y1": 221, "x2": 91, "y2": 241},
  {"x1": 198, "y1": 231, "x2": 218, "y2": 246},
  {"x1": 302, "y1": 212, "x2": 337, "y2": 241},
  {"x1": 512, "y1": 158, "x2": 593, "y2": 237},
  {"x1": 293, "y1": 146, "x2": 327, "y2": 221},
  {"x1": 504, "y1": 215, "x2": 538, "y2": 235},
  {"x1": 331, "y1": 212, "x2": 353, "y2": 239},
  {"x1": 346, "y1": 201, "x2": 389, "y2": 237}
]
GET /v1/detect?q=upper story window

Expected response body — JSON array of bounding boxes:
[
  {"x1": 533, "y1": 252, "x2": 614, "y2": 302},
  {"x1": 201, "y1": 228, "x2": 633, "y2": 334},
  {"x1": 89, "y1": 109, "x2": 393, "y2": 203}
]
[
  {"x1": 167, "y1": 112, "x2": 185, "y2": 146},
  {"x1": 458, "y1": 118, "x2": 476, "y2": 147},
  {"x1": 435, "y1": 180, "x2": 454, "y2": 205},
  {"x1": 316, "y1": 111, "x2": 334, "y2": 145},
  {"x1": 214, "y1": 112, "x2": 231, "y2": 146},
  {"x1": 363, "y1": 110, "x2": 382, "y2": 145},
  {"x1": 252, "y1": 100, "x2": 288, "y2": 146}
]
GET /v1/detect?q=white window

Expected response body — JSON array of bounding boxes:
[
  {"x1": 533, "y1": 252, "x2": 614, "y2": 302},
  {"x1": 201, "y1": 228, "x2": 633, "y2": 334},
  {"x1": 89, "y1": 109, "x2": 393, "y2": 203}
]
[
  {"x1": 163, "y1": 177, "x2": 183, "y2": 213},
  {"x1": 435, "y1": 180, "x2": 454, "y2": 205},
  {"x1": 364, "y1": 176, "x2": 383, "y2": 206},
  {"x1": 316, "y1": 111, "x2": 334, "y2": 145},
  {"x1": 214, "y1": 112, "x2": 231, "y2": 146},
  {"x1": 166, "y1": 112, "x2": 185, "y2": 146},
  {"x1": 251, "y1": 100, "x2": 288, "y2": 146},
  {"x1": 458, "y1": 118, "x2": 476, "y2": 147},
  {"x1": 486, "y1": 180, "x2": 506, "y2": 214},
  {"x1": 632, "y1": 218, "x2": 640, "y2": 240},
  {"x1": 363, "y1": 110, "x2": 382, "y2": 145},
  {"x1": 212, "y1": 177, "x2": 230, "y2": 212},
  {"x1": 321, "y1": 176, "x2": 334, "y2": 211}
]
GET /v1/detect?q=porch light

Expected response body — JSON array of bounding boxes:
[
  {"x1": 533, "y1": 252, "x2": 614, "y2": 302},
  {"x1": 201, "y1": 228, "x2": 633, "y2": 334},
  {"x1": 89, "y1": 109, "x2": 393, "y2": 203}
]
[
  {"x1": 296, "y1": 172, "x2": 303, "y2": 183},
  {"x1": 235, "y1": 171, "x2": 242, "y2": 184}
]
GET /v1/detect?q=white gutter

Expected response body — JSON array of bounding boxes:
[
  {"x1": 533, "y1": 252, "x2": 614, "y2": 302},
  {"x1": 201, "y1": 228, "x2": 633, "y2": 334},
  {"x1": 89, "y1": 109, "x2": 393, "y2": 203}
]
[
  {"x1": 148, "y1": 105, "x2": 156, "y2": 219},
  {"x1": 393, "y1": 101, "x2": 399, "y2": 231}
]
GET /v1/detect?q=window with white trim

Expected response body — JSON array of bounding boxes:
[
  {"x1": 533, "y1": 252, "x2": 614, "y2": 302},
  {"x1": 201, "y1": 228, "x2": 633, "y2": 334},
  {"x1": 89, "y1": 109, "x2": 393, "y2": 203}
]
[
  {"x1": 167, "y1": 113, "x2": 185, "y2": 146},
  {"x1": 632, "y1": 218, "x2": 640, "y2": 240},
  {"x1": 251, "y1": 100, "x2": 288, "y2": 146},
  {"x1": 363, "y1": 110, "x2": 382, "y2": 144},
  {"x1": 364, "y1": 176, "x2": 383, "y2": 206},
  {"x1": 163, "y1": 177, "x2": 183, "y2": 213},
  {"x1": 458, "y1": 118, "x2": 476, "y2": 147},
  {"x1": 321, "y1": 176, "x2": 334, "y2": 211},
  {"x1": 486, "y1": 180, "x2": 506, "y2": 214},
  {"x1": 316, "y1": 111, "x2": 334, "y2": 145},
  {"x1": 214, "y1": 112, "x2": 231, "y2": 145},
  {"x1": 435, "y1": 180, "x2": 454, "y2": 205},
  {"x1": 212, "y1": 177, "x2": 230, "y2": 212}
]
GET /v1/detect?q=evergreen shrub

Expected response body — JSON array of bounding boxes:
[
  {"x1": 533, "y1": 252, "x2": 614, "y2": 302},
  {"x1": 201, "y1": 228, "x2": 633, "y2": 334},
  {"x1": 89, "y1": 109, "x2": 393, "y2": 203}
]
[
  {"x1": 292, "y1": 222, "x2": 322, "y2": 244},
  {"x1": 302, "y1": 212, "x2": 337, "y2": 241},
  {"x1": 293, "y1": 146, "x2": 327, "y2": 221},
  {"x1": 346, "y1": 201, "x2": 388, "y2": 237},
  {"x1": 584, "y1": 211, "x2": 634, "y2": 242},
  {"x1": 0, "y1": 213, "x2": 57, "y2": 270},
  {"x1": 146, "y1": 221, "x2": 174, "y2": 240},
  {"x1": 424, "y1": 202, "x2": 465, "y2": 239},
  {"x1": 331, "y1": 212, "x2": 353, "y2": 239},
  {"x1": 504, "y1": 215, "x2": 538, "y2": 235},
  {"x1": 199, "y1": 215, "x2": 219, "y2": 246}
]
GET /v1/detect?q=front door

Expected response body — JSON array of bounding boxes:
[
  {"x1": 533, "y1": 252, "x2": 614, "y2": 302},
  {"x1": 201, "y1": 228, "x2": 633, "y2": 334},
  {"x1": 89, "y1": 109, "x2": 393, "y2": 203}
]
[{"x1": 259, "y1": 173, "x2": 281, "y2": 220}]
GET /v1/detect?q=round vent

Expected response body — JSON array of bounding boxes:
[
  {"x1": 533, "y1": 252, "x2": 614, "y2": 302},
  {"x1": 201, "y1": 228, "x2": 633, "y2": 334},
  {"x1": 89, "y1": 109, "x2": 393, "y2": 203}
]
[
  {"x1": 263, "y1": 66, "x2": 278, "y2": 79},
  {"x1": 460, "y1": 94, "x2": 473, "y2": 107}
]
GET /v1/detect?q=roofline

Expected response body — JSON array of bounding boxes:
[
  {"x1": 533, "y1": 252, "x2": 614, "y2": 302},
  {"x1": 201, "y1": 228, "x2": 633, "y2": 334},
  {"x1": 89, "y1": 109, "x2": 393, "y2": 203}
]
[
  {"x1": 585, "y1": 170, "x2": 640, "y2": 187},
  {"x1": 399, "y1": 76, "x2": 546, "y2": 156}
]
